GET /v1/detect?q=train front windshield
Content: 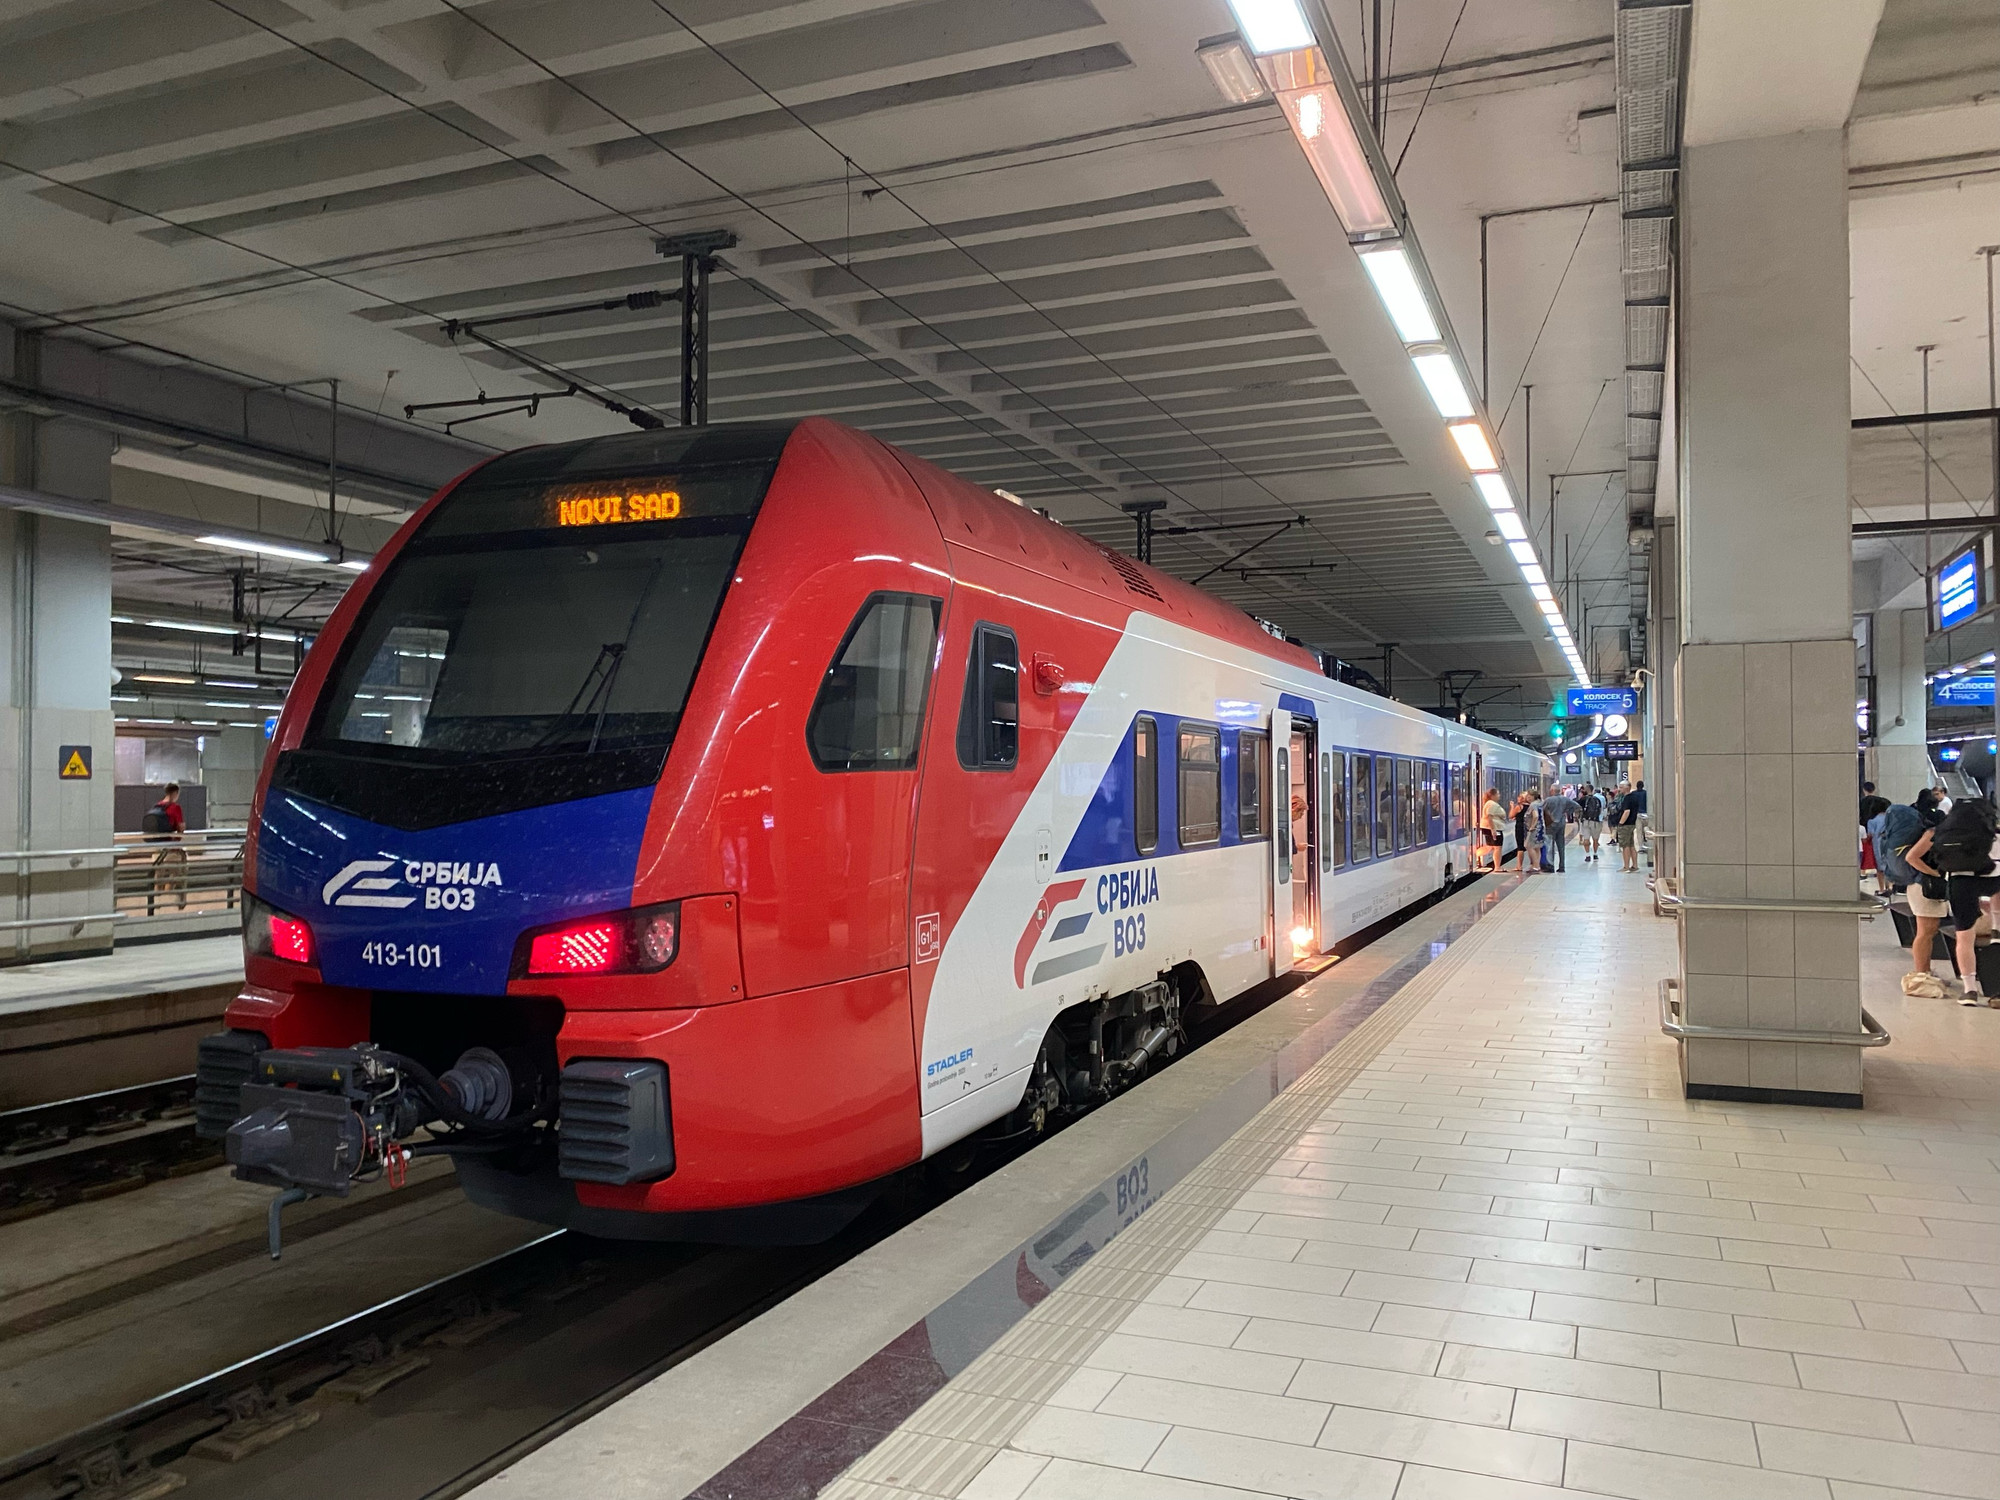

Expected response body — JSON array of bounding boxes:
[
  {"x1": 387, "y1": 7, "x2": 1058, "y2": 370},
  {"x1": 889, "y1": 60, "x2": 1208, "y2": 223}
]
[{"x1": 281, "y1": 429, "x2": 790, "y2": 828}]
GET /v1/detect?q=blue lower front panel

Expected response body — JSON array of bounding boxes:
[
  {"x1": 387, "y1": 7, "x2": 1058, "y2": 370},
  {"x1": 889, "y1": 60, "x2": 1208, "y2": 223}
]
[{"x1": 255, "y1": 785, "x2": 656, "y2": 994}]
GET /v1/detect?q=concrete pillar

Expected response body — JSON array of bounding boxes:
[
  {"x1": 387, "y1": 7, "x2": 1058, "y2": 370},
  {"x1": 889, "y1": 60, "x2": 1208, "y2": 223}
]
[
  {"x1": 1674, "y1": 127, "x2": 1864, "y2": 1107},
  {"x1": 1650, "y1": 517, "x2": 1680, "y2": 872},
  {"x1": 0, "y1": 340, "x2": 116, "y2": 960},
  {"x1": 1873, "y1": 607, "x2": 1931, "y2": 801},
  {"x1": 202, "y1": 725, "x2": 265, "y2": 830}
]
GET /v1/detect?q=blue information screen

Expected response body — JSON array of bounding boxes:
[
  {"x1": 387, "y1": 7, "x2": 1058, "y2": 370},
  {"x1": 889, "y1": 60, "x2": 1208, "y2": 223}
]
[
  {"x1": 1933, "y1": 673, "x2": 1995, "y2": 707},
  {"x1": 1938, "y1": 548, "x2": 1982, "y2": 630},
  {"x1": 1583, "y1": 744, "x2": 1606, "y2": 759},
  {"x1": 1565, "y1": 686, "x2": 1637, "y2": 716}
]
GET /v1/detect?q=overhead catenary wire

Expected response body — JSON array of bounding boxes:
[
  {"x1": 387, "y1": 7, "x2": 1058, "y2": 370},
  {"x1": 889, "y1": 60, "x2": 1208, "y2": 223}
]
[{"x1": 407, "y1": 0, "x2": 1443, "y2": 663}]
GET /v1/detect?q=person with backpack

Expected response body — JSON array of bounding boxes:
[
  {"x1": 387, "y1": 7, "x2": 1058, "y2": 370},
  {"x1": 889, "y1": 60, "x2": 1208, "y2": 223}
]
[
  {"x1": 1577, "y1": 784, "x2": 1605, "y2": 862},
  {"x1": 1879, "y1": 790, "x2": 1947, "y2": 997},
  {"x1": 143, "y1": 783, "x2": 187, "y2": 915},
  {"x1": 1906, "y1": 795, "x2": 2000, "y2": 1007}
]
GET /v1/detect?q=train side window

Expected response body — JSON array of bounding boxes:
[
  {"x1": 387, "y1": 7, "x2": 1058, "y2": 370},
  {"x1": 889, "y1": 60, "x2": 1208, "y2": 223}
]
[
  {"x1": 1395, "y1": 759, "x2": 1413, "y2": 851},
  {"x1": 1373, "y1": 754, "x2": 1394, "y2": 858},
  {"x1": 806, "y1": 592, "x2": 942, "y2": 771},
  {"x1": 1178, "y1": 724, "x2": 1222, "y2": 846},
  {"x1": 1319, "y1": 751, "x2": 1334, "y2": 872},
  {"x1": 1134, "y1": 716, "x2": 1159, "y2": 855},
  {"x1": 1329, "y1": 751, "x2": 1348, "y2": 867},
  {"x1": 1237, "y1": 729, "x2": 1268, "y2": 839},
  {"x1": 955, "y1": 623, "x2": 1019, "y2": 769}
]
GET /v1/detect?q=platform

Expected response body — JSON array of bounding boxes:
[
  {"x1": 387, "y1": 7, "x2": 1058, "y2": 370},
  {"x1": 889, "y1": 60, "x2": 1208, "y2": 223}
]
[
  {"x1": 477, "y1": 868, "x2": 1999, "y2": 1500},
  {"x1": 0, "y1": 936, "x2": 242, "y2": 1108}
]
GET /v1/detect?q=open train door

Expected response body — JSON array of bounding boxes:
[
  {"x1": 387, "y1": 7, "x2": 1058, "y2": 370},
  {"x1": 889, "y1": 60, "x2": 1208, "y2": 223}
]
[
  {"x1": 1269, "y1": 706, "x2": 1291, "y2": 977},
  {"x1": 1471, "y1": 747, "x2": 1487, "y2": 871}
]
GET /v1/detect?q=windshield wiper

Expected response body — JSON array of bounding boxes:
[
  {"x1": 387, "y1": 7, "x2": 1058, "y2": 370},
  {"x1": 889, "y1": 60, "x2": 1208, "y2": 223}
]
[{"x1": 529, "y1": 557, "x2": 667, "y2": 755}]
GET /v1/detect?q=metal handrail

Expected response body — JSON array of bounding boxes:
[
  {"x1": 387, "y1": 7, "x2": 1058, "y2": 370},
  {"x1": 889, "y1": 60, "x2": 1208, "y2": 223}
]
[
  {"x1": 0, "y1": 830, "x2": 247, "y2": 862},
  {"x1": 1659, "y1": 977, "x2": 1891, "y2": 1048},
  {"x1": 1656, "y1": 891, "x2": 1886, "y2": 918}
]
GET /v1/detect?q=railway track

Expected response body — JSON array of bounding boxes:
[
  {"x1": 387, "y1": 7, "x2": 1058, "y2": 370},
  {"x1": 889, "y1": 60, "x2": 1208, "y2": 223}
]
[{"x1": 0, "y1": 1079, "x2": 218, "y2": 1225}]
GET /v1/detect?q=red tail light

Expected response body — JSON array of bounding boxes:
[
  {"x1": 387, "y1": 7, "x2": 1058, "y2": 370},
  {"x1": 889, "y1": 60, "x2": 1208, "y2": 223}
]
[
  {"x1": 518, "y1": 902, "x2": 678, "y2": 978},
  {"x1": 528, "y1": 921, "x2": 620, "y2": 974},
  {"x1": 270, "y1": 914, "x2": 315, "y2": 965},
  {"x1": 245, "y1": 894, "x2": 315, "y2": 966}
]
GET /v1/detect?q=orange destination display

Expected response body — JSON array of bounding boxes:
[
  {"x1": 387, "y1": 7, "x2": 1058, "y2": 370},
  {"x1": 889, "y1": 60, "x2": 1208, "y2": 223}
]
[{"x1": 550, "y1": 479, "x2": 683, "y2": 527}]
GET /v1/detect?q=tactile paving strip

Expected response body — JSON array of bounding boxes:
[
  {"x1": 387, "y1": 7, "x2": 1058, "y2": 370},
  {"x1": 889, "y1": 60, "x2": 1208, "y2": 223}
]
[{"x1": 818, "y1": 888, "x2": 1531, "y2": 1499}]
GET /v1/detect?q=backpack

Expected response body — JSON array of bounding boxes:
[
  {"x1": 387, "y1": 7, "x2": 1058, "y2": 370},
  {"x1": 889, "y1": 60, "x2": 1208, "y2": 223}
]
[
  {"x1": 1873, "y1": 803, "x2": 1923, "y2": 886},
  {"x1": 141, "y1": 803, "x2": 173, "y2": 840},
  {"x1": 1929, "y1": 801, "x2": 1997, "y2": 875},
  {"x1": 1580, "y1": 792, "x2": 1602, "y2": 820}
]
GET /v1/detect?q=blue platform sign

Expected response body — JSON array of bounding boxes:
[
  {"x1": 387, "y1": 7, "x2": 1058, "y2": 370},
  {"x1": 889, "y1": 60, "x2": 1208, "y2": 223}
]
[
  {"x1": 1583, "y1": 743, "x2": 1607, "y2": 759},
  {"x1": 1933, "y1": 674, "x2": 1995, "y2": 708},
  {"x1": 263, "y1": 715, "x2": 280, "y2": 740},
  {"x1": 1937, "y1": 546, "x2": 1982, "y2": 630},
  {"x1": 1565, "y1": 686, "x2": 1637, "y2": 716}
]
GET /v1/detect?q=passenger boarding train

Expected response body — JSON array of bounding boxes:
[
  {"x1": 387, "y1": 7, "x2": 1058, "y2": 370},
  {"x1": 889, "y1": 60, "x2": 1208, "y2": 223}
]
[{"x1": 196, "y1": 417, "x2": 1550, "y2": 1242}]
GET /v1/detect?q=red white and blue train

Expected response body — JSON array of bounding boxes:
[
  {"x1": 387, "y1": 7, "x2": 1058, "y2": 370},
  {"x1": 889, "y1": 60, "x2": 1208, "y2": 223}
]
[{"x1": 196, "y1": 417, "x2": 1548, "y2": 1243}]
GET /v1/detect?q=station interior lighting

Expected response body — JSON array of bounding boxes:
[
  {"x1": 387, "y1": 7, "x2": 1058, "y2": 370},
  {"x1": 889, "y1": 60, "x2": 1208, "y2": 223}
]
[
  {"x1": 1474, "y1": 472, "x2": 1514, "y2": 513},
  {"x1": 1356, "y1": 246, "x2": 1440, "y2": 341},
  {"x1": 1224, "y1": 0, "x2": 1316, "y2": 54},
  {"x1": 197, "y1": 533, "x2": 332, "y2": 565},
  {"x1": 1195, "y1": 34, "x2": 1272, "y2": 102},
  {"x1": 1217, "y1": 0, "x2": 1586, "y2": 687},
  {"x1": 1410, "y1": 349, "x2": 1474, "y2": 419},
  {"x1": 1447, "y1": 422, "x2": 1500, "y2": 473}
]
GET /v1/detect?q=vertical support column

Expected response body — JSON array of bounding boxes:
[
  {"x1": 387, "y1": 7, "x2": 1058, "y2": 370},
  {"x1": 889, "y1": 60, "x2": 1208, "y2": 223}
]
[
  {"x1": 1650, "y1": 516, "x2": 1680, "y2": 887},
  {"x1": 1675, "y1": 129, "x2": 1863, "y2": 1107},
  {"x1": 1873, "y1": 607, "x2": 1930, "y2": 800}
]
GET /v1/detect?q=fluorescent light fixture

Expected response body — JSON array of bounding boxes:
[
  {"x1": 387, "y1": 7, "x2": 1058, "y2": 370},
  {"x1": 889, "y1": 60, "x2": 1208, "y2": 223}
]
[
  {"x1": 1447, "y1": 421, "x2": 1500, "y2": 472},
  {"x1": 1529, "y1": 583, "x2": 1554, "y2": 602},
  {"x1": 1496, "y1": 511, "x2": 1527, "y2": 541},
  {"x1": 1507, "y1": 541, "x2": 1537, "y2": 567},
  {"x1": 1225, "y1": 0, "x2": 1315, "y2": 55},
  {"x1": 1521, "y1": 563, "x2": 1547, "y2": 586},
  {"x1": 131, "y1": 672, "x2": 197, "y2": 684},
  {"x1": 1538, "y1": 599, "x2": 1562, "y2": 616},
  {"x1": 1264, "y1": 50, "x2": 1397, "y2": 237},
  {"x1": 144, "y1": 618, "x2": 235, "y2": 636},
  {"x1": 1357, "y1": 246, "x2": 1438, "y2": 340},
  {"x1": 197, "y1": 534, "x2": 330, "y2": 564},
  {"x1": 1474, "y1": 473, "x2": 1514, "y2": 514},
  {"x1": 1197, "y1": 34, "x2": 1272, "y2": 102},
  {"x1": 1410, "y1": 350, "x2": 1474, "y2": 419},
  {"x1": 209, "y1": 679, "x2": 261, "y2": 688},
  {"x1": 337, "y1": 559, "x2": 371, "y2": 573}
]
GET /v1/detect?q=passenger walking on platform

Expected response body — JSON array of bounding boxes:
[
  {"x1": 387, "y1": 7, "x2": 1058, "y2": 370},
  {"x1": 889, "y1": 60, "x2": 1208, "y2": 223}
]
[
  {"x1": 1477, "y1": 786, "x2": 1506, "y2": 871},
  {"x1": 143, "y1": 782, "x2": 188, "y2": 915},
  {"x1": 1612, "y1": 779, "x2": 1646, "y2": 872},
  {"x1": 1577, "y1": 784, "x2": 1606, "y2": 862},
  {"x1": 1540, "y1": 785, "x2": 1579, "y2": 872},
  {"x1": 1907, "y1": 794, "x2": 2000, "y2": 1007},
  {"x1": 1884, "y1": 789, "x2": 1949, "y2": 998}
]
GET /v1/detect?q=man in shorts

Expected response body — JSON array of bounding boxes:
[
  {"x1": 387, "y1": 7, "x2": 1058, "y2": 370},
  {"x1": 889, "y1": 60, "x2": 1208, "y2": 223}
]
[
  {"x1": 1577, "y1": 784, "x2": 1605, "y2": 862},
  {"x1": 1907, "y1": 800, "x2": 2000, "y2": 1006},
  {"x1": 1612, "y1": 780, "x2": 1646, "y2": 871}
]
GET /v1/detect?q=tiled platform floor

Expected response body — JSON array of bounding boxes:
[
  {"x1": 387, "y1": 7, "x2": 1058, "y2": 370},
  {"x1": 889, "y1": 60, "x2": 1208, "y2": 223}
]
[{"x1": 831, "y1": 866, "x2": 2000, "y2": 1500}]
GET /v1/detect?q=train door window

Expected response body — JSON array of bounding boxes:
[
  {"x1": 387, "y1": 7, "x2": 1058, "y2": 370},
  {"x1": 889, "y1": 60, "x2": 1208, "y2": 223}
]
[
  {"x1": 1394, "y1": 759, "x2": 1412, "y2": 850},
  {"x1": 1237, "y1": 730, "x2": 1268, "y2": 839},
  {"x1": 955, "y1": 624, "x2": 1019, "y2": 769},
  {"x1": 1373, "y1": 754, "x2": 1394, "y2": 858},
  {"x1": 1134, "y1": 716, "x2": 1159, "y2": 855},
  {"x1": 1178, "y1": 724, "x2": 1222, "y2": 845},
  {"x1": 1426, "y1": 763, "x2": 1443, "y2": 844},
  {"x1": 1319, "y1": 751, "x2": 1334, "y2": 873},
  {"x1": 806, "y1": 592, "x2": 942, "y2": 771},
  {"x1": 1349, "y1": 755, "x2": 1371, "y2": 864},
  {"x1": 1449, "y1": 763, "x2": 1467, "y2": 839},
  {"x1": 1329, "y1": 752, "x2": 1348, "y2": 867}
]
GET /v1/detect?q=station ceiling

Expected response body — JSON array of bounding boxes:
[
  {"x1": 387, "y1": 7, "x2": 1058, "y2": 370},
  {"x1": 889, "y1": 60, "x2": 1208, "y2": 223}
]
[{"x1": 1, "y1": 0, "x2": 1993, "y2": 732}]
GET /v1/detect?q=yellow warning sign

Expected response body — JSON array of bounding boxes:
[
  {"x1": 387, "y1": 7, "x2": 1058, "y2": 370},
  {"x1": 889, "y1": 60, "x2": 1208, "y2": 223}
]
[{"x1": 59, "y1": 745, "x2": 92, "y2": 780}]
